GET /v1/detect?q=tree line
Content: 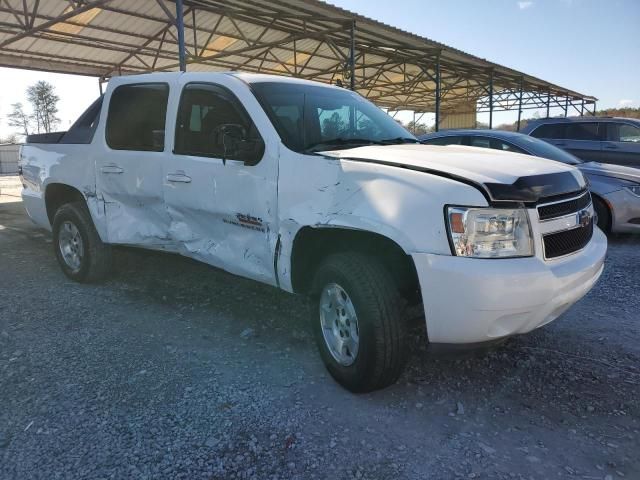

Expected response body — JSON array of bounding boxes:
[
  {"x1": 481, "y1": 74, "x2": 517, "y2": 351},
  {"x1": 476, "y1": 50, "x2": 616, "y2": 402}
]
[{"x1": 2, "y1": 81, "x2": 60, "y2": 143}]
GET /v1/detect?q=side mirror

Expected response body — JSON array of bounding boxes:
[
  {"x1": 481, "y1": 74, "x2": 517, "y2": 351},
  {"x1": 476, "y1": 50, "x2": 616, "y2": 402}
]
[
  {"x1": 215, "y1": 123, "x2": 264, "y2": 165},
  {"x1": 214, "y1": 123, "x2": 245, "y2": 162},
  {"x1": 240, "y1": 137, "x2": 265, "y2": 166}
]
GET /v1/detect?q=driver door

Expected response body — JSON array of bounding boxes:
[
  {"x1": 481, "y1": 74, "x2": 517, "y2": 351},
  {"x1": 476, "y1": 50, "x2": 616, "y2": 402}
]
[{"x1": 161, "y1": 81, "x2": 279, "y2": 285}]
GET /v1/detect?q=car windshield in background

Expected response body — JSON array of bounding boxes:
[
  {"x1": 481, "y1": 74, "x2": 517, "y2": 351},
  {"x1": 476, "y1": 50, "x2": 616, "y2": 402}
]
[
  {"x1": 250, "y1": 82, "x2": 417, "y2": 153},
  {"x1": 518, "y1": 135, "x2": 583, "y2": 164}
]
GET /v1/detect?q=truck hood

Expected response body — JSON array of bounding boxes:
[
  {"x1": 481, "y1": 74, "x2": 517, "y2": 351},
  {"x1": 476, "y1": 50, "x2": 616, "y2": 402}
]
[
  {"x1": 579, "y1": 161, "x2": 640, "y2": 184},
  {"x1": 322, "y1": 144, "x2": 586, "y2": 203}
]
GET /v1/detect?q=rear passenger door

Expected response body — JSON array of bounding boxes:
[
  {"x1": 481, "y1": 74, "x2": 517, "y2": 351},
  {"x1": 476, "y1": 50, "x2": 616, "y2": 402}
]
[
  {"x1": 602, "y1": 122, "x2": 640, "y2": 168},
  {"x1": 563, "y1": 121, "x2": 602, "y2": 162},
  {"x1": 95, "y1": 82, "x2": 174, "y2": 247}
]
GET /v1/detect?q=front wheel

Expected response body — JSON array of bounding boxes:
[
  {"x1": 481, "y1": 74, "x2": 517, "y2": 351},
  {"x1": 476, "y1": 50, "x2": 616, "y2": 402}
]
[
  {"x1": 311, "y1": 253, "x2": 409, "y2": 392},
  {"x1": 52, "y1": 201, "x2": 112, "y2": 283}
]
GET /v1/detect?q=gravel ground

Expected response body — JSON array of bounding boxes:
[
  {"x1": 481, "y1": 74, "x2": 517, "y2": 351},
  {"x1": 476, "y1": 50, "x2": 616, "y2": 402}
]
[{"x1": 1, "y1": 190, "x2": 639, "y2": 480}]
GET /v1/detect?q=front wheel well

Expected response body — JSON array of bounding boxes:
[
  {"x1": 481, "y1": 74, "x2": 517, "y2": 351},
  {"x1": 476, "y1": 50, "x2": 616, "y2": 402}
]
[
  {"x1": 290, "y1": 226, "x2": 421, "y2": 305},
  {"x1": 45, "y1": 183, "x2": 86, "y2": 226},
  {"x1": 591, "y1": 193, "x2": 612, "y2": 232}
]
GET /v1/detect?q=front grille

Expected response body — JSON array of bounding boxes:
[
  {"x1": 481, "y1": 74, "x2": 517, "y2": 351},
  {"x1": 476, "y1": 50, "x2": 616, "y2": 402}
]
[
  {"x1": 543, "y1": 220, "x2": 594, "y2": 259},
  {"x1": 538, "y1": 191, "x2": 591, "y2": 221}
]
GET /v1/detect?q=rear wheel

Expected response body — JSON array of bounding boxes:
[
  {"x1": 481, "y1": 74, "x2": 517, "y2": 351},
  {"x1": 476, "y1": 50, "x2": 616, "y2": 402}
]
[
  {"x1": 592, "y1": 196, "x2": 611, "y2": 232},
  {"x1": 311, "y1": 252, "x2": 409, "y2": 392},
  {"x1": 52, "y1": 201, "x2": 112, "y2": 283}
]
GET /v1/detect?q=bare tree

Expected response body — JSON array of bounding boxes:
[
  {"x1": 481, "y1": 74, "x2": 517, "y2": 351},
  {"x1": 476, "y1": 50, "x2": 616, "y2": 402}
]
[
  {"x1": 0, "y1": 133, "x2": 19, "y2": 144},
  {"x1": 406, "y1": 120, "x2": 432, "y2": 136},
  {"x1": 26, "y1": 81, "x2": 60, "y2": 133},
  {"x1": 7, "y1": 102, "x2": 32, "y2": 137}
]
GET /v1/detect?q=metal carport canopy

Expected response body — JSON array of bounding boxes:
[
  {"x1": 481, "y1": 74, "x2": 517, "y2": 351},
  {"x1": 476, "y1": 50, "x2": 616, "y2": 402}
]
[{"x1": 0, "y1": 0, "x2": 597, "y2": 127}]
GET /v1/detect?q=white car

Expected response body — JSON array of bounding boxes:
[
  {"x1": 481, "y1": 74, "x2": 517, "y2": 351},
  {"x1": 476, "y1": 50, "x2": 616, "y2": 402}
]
[{"x1": 19, "y1": 72, "x2": 607, "y2": 391}]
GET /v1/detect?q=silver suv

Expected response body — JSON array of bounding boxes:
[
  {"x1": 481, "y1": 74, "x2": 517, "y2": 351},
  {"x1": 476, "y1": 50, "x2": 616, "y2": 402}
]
[{"x1": 521, "y1": 117, "x2": 640, "y2": 169}]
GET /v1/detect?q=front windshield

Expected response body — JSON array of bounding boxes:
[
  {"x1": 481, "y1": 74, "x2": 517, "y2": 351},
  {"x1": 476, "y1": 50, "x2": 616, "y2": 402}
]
[
  {"x1": 250, "y1": 82, "x2": 417, "y2": 153},
  {"x1": 518, "y1": 135, "x2": 583, "y2": 165}
]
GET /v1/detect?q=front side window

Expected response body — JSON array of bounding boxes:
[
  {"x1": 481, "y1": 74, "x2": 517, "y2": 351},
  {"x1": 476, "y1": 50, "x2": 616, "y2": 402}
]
[
  {"x1": 175, "y1": 83, "x2": 264, "y2": 164},
  {"x1": 566, "y1": 122, "x2": 599, "y2": 141},
  {"x1": 518, "y1": 136, "x2": 582, "y2": 164},
  {"x1": 250, "y1": 82, "x2": 416, "y2": 153},
  {"x1": 106, "y1": 83, "x2": 169, "y2": 151},
  {"x1": 530, "y1": 123, "x2": 567, "y2": 140},
  {"x1": 617, "y1": 123, "x2": 640, "y2": 143}
]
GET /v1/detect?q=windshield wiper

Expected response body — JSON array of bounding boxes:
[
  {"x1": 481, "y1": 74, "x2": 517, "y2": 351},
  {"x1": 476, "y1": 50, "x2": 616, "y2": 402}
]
[
  {"x1": 303, "y1": 136, "x2": 420, "y2": 153},
  {"x1": 378, "y1": 137, "x2": 420, "y2": 145},
  {"x1": 303, "y1": 137, "x2": 384, "y2": 153}
]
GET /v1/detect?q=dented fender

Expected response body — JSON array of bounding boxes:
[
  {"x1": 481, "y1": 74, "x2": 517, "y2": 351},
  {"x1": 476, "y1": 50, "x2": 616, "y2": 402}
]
[
  {"x1": 20, "y1": 143, "x2": 107, "y2": 239},
  {"x1": 275, "y1": 148, "x2": 488, "y2": 292}
]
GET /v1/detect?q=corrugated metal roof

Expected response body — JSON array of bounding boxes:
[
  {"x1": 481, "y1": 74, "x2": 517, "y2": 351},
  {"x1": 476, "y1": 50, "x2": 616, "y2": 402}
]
[{"x1": 0, "y1": 0, "x2": 596, "y2": 113}]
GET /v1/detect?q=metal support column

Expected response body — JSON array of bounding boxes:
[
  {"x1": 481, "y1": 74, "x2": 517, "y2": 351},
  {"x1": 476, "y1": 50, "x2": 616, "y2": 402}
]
[
  {"x1": 564, "y1": 93, "x2": 569, "y2": 117},
  {"x1": 488, "y1": 69, "x2": 494, "y2": 129},
  {"x1": 546, "y1": 88, "x2": 551, "y2": 118},
  {"x1": 349, "y1": 20, "x2": 356, "y2": 91},
  {"x1": 435, "y1": 54, "x2": 441, "y2": 132},
  {"x1": 98, "y1": 78, "x2": 103, "y2": 95},
  {"x1": 516, "y1": 77, "x2": 523, "y2": 131},
  {"x1": 593, "y1": 101, "x2": 597, "y2": 116},
  {"x1": 581, "y1": 99, "x2": 585, "y2": 116},
  {"x1": 176, "y1": 0, "x2": 186, "y2": 72}
]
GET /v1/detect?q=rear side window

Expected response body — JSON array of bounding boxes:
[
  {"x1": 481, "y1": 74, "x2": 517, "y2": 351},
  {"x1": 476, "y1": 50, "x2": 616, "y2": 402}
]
[
  {"x1": 491, "y1": 139, "x2": 526, "y2": 154},
  {"x1": 566, "y1": 122, "x2": 599, "y2": 141},
  {"x1": 469, "y1": 136, "x2": 491, "y2": 148},
  {"x1": 423, "y1": 136, "x2": 464, "y2": 145},
  {"x1": 106, "y1": 83, "x2": 169, "y2": 151},
  {"x1": 530, "y1": 123, "x2": 567, "y2": 139}
]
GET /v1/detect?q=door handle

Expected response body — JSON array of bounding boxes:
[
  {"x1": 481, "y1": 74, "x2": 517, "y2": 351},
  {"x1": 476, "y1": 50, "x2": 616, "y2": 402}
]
[
  {"x1": 166, "y1": 172, "x2": 192, "y2": 183},
  {"x1": 555, "y1": 142, "x2": 567, "y2": 147},
  {"x1": 100, "y1": 164, "x2": 124, "y2": 174},
  {"x1": 604, "y1": 145, "x2": 619, "y2": 150}
]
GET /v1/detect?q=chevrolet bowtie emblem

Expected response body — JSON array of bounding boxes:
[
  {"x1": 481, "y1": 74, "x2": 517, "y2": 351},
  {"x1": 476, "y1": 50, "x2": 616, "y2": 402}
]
[{"x1": 578, "y1": 209, "x2": 592, "y2": 228}]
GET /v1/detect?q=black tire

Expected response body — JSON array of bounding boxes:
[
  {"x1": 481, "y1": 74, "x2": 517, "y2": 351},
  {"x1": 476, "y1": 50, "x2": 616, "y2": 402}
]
[
  {"x1": 311, "y1": 252, "x2": 409, "y2": 392},
  {"x1": 592, "y1": 195, "x2": 611, "y2": 232},
  {"x1": 52, "y1": 201, "x2": 112, "y2": 283}
]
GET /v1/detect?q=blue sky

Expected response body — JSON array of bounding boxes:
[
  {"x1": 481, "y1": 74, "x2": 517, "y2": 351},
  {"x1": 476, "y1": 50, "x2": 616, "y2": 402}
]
[
  {"x1": 1, "y1": 0, "x2": 639, "y2": 137},
  {"x1": 337, "y1": 0, "x2": 639, "y2": 113}
]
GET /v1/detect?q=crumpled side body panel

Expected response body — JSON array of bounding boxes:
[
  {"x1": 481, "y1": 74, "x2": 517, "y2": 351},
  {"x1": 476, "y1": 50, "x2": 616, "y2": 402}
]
[
  {"x1": 275, "y1": 147, "x2": 488, "y2": 293},
  {"x1": 19, "y1": 143, "x2": 107, "y2": 239}
]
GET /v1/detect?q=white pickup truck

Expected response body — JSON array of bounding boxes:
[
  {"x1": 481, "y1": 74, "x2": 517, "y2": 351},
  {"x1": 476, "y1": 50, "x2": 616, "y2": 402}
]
[{"x1": 20, "y1": 72, "x2": 607, "y2": 391}]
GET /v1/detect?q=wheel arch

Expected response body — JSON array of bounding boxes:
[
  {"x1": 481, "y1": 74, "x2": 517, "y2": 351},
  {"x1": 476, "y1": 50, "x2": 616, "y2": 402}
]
[
  {"x1": 44, "y1": 183, "x2": 86, "y2": 226},
  {"x1": 591, "y1": 192, "x2": 612, "y2": 232},
  {"x1": 289, "y1": 225, "x2": 421, "y2": 305}
]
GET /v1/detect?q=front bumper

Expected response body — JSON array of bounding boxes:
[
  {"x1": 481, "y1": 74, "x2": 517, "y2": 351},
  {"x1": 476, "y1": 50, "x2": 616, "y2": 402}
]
[
  {"x1": 603, "y1": 188, "x2": 640, "y2": 233},
  {"x1": 412, "y1": 228, "x2": 607, "y2": 344}
]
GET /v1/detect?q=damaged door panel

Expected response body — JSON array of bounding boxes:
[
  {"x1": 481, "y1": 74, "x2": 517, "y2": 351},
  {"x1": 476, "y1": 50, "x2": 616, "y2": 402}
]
[
  {"x1": 162, "y1": 80, "x2": 279, "y2": 285},
  {"x1": 95, "y1": 82, "x2": 174, "y2": 248}
]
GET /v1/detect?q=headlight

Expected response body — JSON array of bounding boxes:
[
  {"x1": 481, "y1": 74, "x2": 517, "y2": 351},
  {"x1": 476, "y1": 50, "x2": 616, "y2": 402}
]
[
  {"x1": 625, "y1": 185, "x2": 640, "y2": 197},
  {"x1": 446, "y1": 207, "x2": 533, "y2": 258}
]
